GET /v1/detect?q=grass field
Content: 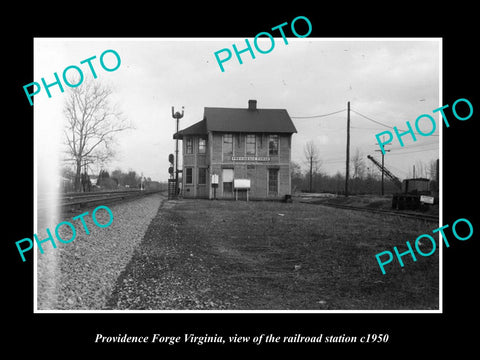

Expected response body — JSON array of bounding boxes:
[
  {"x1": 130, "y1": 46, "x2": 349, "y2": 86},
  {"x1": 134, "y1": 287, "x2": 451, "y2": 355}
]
[{"x1": 108, "y1": 198, "x2": 440, "y2": 310}]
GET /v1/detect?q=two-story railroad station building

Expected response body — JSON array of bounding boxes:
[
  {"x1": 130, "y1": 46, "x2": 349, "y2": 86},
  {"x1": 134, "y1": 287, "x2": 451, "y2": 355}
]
[{"x1": 173, "y1": 100, "x2": 297, "y2": 200}]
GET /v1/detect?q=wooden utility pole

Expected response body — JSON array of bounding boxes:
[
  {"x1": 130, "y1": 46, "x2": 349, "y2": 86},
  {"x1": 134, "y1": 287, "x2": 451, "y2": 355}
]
[
  {"x1": 345, "y1": 101, "x2": 350, "y2": 197},
  {"x1": 309, "y1": 156, "x2": 313, "y2": 193},
  {"x1": 375, "y1": 136, "x2": 390, "y2": 196}
]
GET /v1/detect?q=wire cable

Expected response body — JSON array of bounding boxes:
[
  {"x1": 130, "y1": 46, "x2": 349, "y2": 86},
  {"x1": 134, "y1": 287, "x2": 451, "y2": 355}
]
[
  {"x1": 387, "y1": 147, "x2": 439, "y2": 156},
  {"x1": 351, "y1": 107, "x2": 440, "y2": 137},
  {"x1": 350, "y1": 109, "x2": 394, "y2": 129},
  {"x1": 291, "y1": 108, "x2": 346, "y2": 119}
]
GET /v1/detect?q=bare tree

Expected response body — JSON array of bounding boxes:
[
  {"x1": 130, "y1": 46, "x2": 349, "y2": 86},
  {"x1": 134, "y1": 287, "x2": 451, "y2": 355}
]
[
  {"x1": 290, "y1": 161, "x2": 303, "y2": 193},
  {"x1": 303, "y1": 140, "x2": 321, "y2": 192},
  {"x1": 351, "y1": 148, "x2": 366, "y2": 179},
  {"x1": 427, "y1": 159, "x2": 438, "y2": 180},
  {"x1": 413, "y1": 160, "x2": 427, "y2": 178},
  {"x1": 63, "y1": 78, "x2": 131, "y2": 192}
]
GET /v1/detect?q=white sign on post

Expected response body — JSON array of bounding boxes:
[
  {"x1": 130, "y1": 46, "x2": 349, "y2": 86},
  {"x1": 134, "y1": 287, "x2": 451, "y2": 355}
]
[
  {"x1": 234, "y1": 179, "x2": 251, "y2": 189},
  {"x1": 420, "y1": 195, "x2": 434, "y2": 204}
]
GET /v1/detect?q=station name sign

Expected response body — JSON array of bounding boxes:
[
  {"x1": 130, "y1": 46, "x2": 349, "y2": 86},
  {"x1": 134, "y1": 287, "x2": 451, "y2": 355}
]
[{"x1": 231, "y1": 156, "x2": 271, "y2": 161}]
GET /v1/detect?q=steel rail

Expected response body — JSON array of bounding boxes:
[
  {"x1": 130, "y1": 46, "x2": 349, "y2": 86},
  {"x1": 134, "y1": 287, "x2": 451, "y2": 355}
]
[
  {"x1": 38, "y1": 190, "x2": 164, "y2": 212},
  {"x1": 300, "y1": 200, "x2": 439, "y2": 223}
]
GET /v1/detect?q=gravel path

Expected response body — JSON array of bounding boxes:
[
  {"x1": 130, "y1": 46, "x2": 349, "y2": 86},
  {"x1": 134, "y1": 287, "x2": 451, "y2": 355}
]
[
  {"x1": 105, "y1": 200, "x2": 231, "y2": 310},
  {"x1": 36, "y1": 193, "x2": 165, "y2": 310}
]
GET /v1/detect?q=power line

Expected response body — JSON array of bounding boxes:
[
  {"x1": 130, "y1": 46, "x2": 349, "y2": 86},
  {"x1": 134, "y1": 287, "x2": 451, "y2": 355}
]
[
  {"x1": 351, "y1": 107, "x2": 440, "y2": 137},
  {"x1": 392, "y1": 143, "x2": 440, "y2": 152},
  {"x1": 388, "y1": 147, "x2": 439, "y2": 156},
  {"x1": 351, "y1": 126, "x2": 385, "y2": 131},
  {"x1": 323, "y1": 159, "x2": 347, "y2": 164},
  {"x1": 291, "y1": 108, "x2": 345, "y2": 119},
  {"x1": 291, "y1": 106, "x2": 440, "y2": 138},
  {"x1": 350, "y1": 108, "x2": 394, "y2": 129},
  {"x1": 388, "y1": 138, "x2": 439, "y2": 150},
  {"x1": 385, "y1": 163, "x2": 409, "y2": 177}
]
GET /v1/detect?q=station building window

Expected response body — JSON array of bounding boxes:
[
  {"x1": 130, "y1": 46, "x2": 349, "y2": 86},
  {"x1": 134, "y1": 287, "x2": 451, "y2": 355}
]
[
  {"x1": 198, "y1": 138, "x2": 206, "y2": 154},
  {"x1": 223, "y1": 134, "x2": 233, "y2": 156},
  {"x1": 185, "y1": 167, "x2": 193, "y2": 184},
  {"x1": 269, "y1": 135, "x2": 279, "y2": 155},
  {"x1": 246, "y1": 134, "x2": 256, "y2": 155},
  {"x1": 186, "y1": 137, "x2": 193, "y2": 154}
]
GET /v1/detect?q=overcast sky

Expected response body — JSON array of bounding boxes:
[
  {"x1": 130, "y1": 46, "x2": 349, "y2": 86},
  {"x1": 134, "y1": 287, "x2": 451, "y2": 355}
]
[{"x1": 34, "y1": 38, "x2": 440, "y2": 183}]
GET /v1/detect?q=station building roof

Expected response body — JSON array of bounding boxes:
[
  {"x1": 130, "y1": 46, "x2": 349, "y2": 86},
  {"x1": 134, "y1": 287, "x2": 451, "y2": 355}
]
[{"x1": 174, "y1": 100, "x2": 297, "y2": 139}]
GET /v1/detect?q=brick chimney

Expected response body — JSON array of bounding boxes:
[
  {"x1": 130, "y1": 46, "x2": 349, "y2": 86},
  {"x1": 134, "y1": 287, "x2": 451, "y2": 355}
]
[{"x1": 248, "y1": 99, "x2": 257, "y2": 111}]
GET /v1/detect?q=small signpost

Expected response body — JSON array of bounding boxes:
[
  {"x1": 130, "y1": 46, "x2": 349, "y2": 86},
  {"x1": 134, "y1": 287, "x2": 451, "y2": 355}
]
[{"x1": 211, "y1": 174, "x2": 219, "y2": 200}]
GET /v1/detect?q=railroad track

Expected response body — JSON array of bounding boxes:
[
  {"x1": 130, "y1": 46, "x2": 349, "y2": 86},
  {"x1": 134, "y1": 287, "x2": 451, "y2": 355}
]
[
  {"x1": 300, "y1": 200, "x2": 439, "y2": 223},
  {"x1": 39, "y1": 189, "x2": 164, "y2": 213}
]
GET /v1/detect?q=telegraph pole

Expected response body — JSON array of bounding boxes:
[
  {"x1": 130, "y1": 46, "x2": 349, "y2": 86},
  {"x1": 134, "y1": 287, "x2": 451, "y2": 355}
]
[
  {"x1": 309, "y1": 156, "x2": 313, "y2": 193},
  {"x1": 172, "y1": 106, "x2": 184, "y2": 197},
  {"x1": 375, "y1": 136, "x2": 390, "y2": 196},
  {"x1": 345, "y1": 101, "x2": 350, "y2": 197}
]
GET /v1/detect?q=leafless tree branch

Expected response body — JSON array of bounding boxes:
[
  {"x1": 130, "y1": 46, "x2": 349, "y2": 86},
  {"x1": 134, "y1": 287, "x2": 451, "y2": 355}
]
[{"x1": 63, "y1": 77, "x2": 132, "y2": 191}]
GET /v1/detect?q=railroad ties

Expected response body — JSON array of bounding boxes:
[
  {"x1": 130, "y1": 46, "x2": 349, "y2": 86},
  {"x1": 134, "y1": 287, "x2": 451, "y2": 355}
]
[{"x1": 38, "y1": 189, "x2": 163, "y2": 214}]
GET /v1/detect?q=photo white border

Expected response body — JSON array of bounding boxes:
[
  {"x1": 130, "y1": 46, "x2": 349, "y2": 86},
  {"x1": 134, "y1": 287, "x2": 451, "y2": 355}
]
[{"x1": 33, "y1": 37, "x2": 443, "y2": 314}]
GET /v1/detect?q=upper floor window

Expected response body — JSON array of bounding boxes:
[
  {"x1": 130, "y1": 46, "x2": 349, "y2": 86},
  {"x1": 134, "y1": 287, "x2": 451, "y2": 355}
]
[
  {"x1": 246, "y1": 134, "x2": 256, "y2": 155},
  {"x1": 223, "y1": 134, "x2": 233, "y2": 155},
  {"x1": 269, "y1": 135, "x2": 279, "y2": 155},
  {"x1": 186, "y1": 137, "x2": 193, "y2": 154},
  {"x1": 198, "y1": 138, "x2": 206, "y2": 154}
]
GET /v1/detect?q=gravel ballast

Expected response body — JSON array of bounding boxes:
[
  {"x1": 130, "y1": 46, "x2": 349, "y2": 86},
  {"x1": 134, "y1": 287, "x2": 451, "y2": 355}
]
[
  {"x1": 36, "y1": 193, "x2": 165, "y2": 310},
  {"x1": 105, "y1": 200, "x2": 231, "y2": 310}
]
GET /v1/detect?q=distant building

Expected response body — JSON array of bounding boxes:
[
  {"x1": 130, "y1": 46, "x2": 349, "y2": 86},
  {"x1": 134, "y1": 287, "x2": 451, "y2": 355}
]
[{"x1": 173, "y1": 100, "x2": 297, "y2": 200}]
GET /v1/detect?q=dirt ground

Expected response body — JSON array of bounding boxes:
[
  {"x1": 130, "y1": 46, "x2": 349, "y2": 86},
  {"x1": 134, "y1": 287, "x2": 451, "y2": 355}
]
[{"x1": 106, "y1": 198, "x2": 439, "y2": 310}]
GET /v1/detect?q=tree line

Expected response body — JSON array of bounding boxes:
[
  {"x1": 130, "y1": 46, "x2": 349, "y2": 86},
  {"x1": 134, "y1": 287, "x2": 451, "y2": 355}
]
[{"x1": 61, "y1": 167, "x2": 165, "y2": 193}]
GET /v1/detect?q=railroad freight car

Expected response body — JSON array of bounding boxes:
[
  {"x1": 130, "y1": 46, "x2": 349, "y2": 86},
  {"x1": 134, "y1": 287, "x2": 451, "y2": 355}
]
[{"x1": 391, "y1": 178, "x2": 438, "y2": 211}]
